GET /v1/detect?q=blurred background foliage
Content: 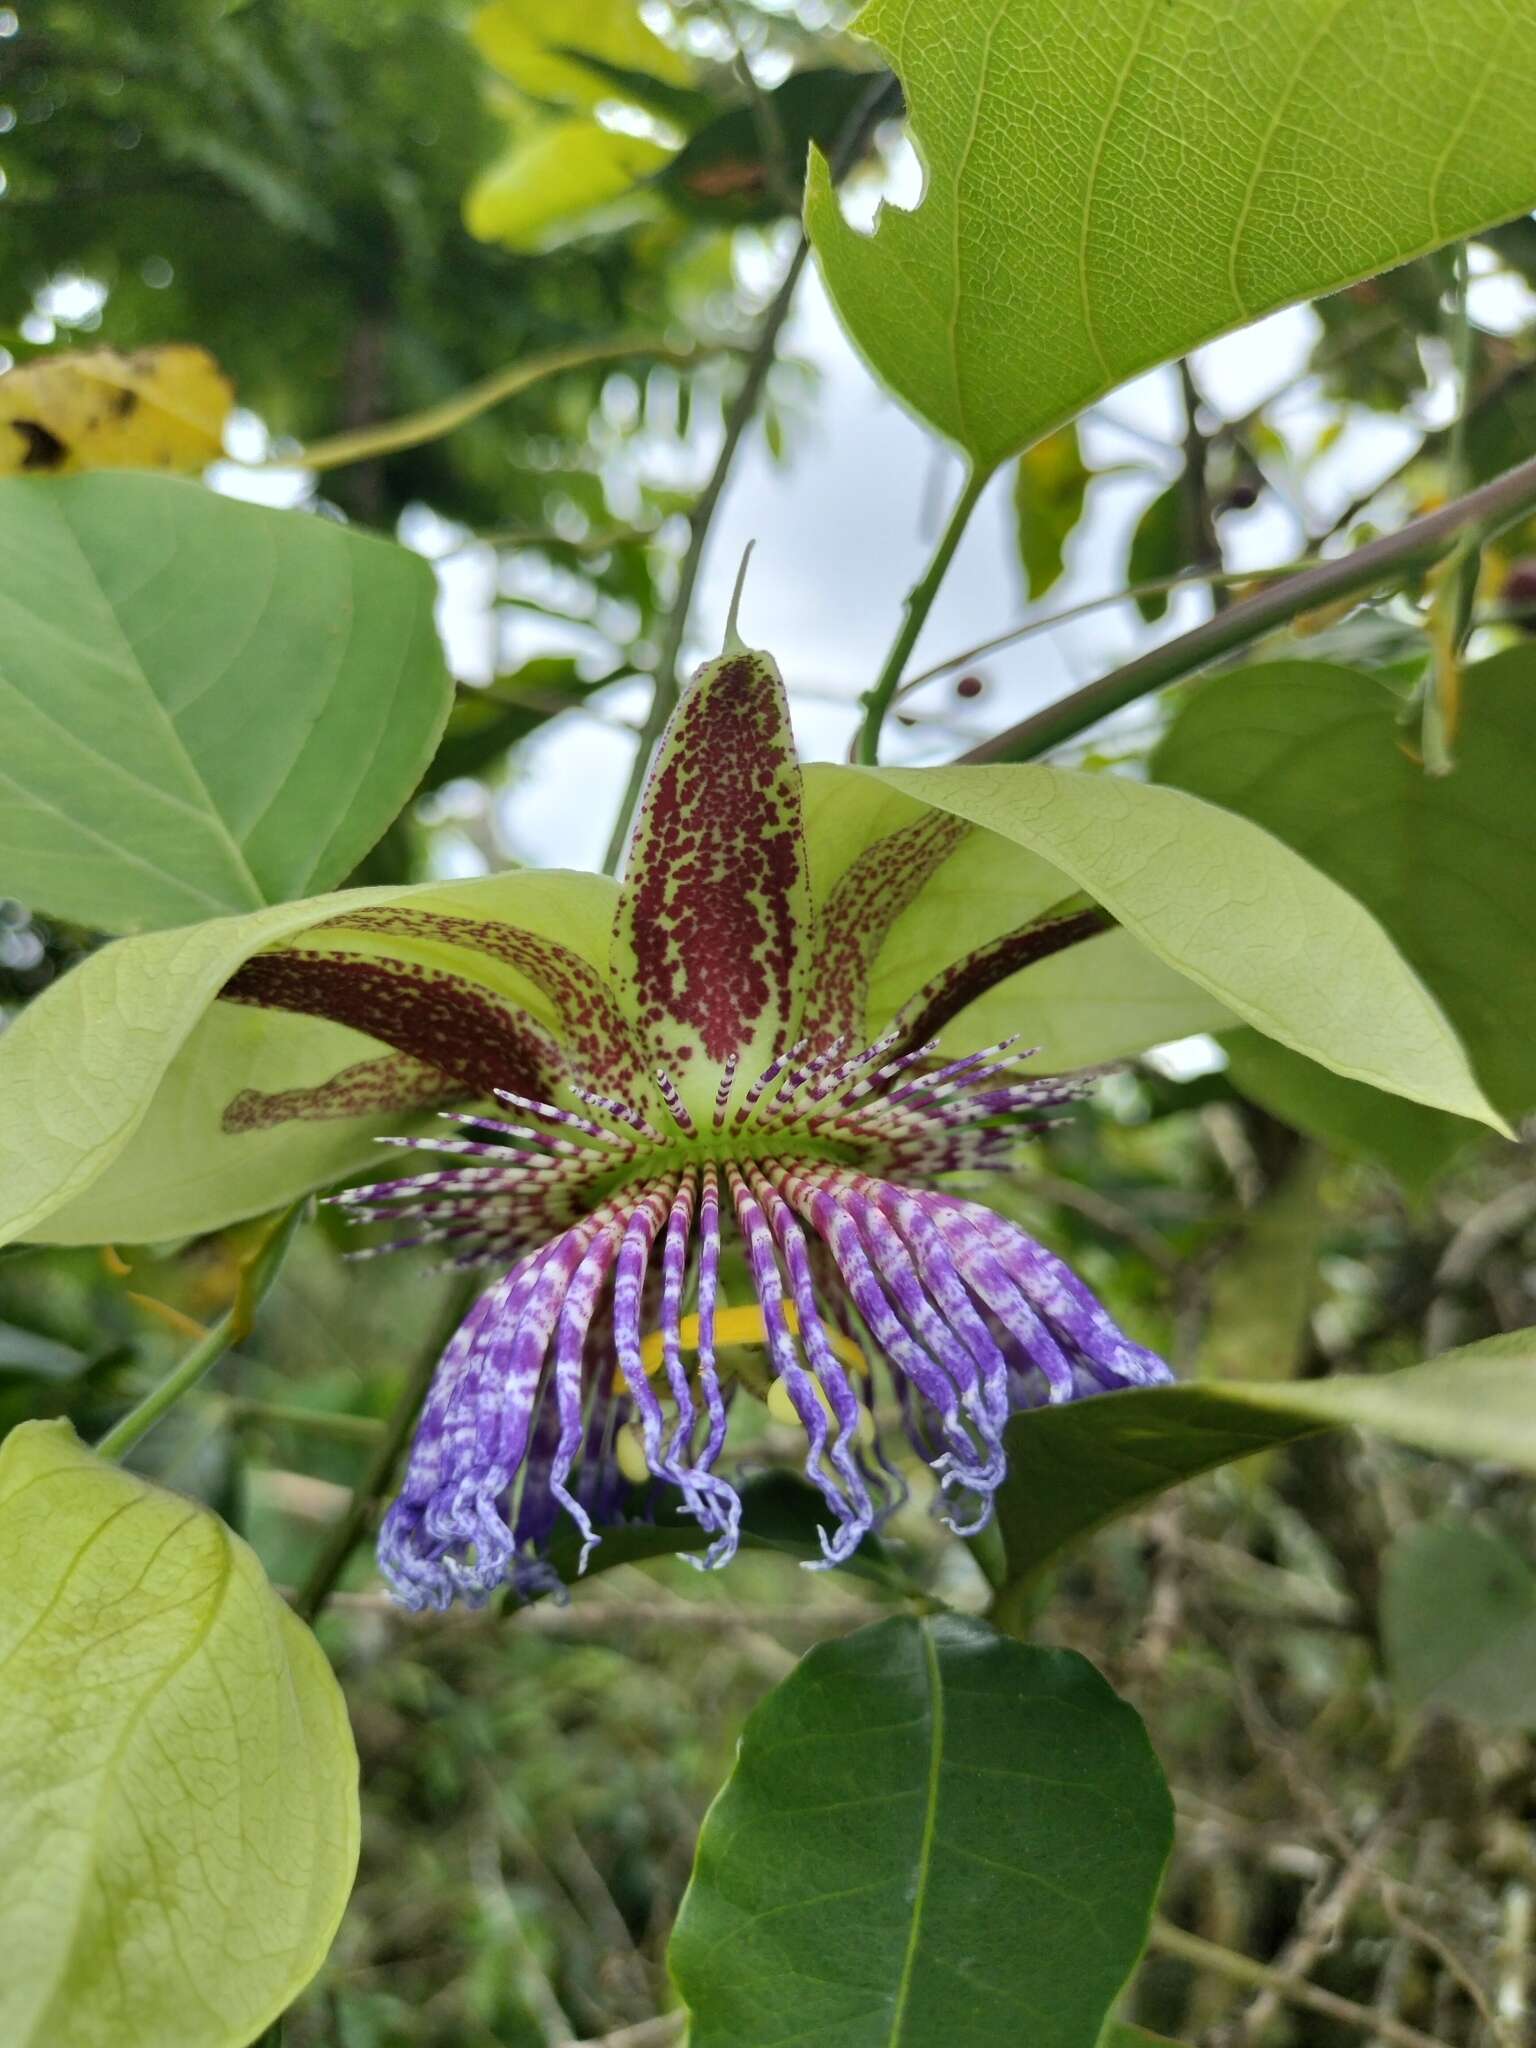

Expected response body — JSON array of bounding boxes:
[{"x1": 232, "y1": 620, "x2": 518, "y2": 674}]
[{"x1": 4, "y1": 1, "x2": 1536, "y2": 2043}]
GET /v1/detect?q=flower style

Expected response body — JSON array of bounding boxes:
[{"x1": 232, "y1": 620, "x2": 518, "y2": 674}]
[{"x1": 221, "y1": 627, "x2": 1170, "y2": 1608}]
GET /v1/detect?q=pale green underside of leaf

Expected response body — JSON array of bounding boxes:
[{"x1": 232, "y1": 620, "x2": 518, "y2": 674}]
[
  {"x1": 861, "y1": 761, "x2": 1503, "y2": 1129},
  {"x1": 996, "y1": 1328, "x2": 1536, "y2": 1590},
  {"x1": 670, "y1": 1615, "x2": 1172, "y2": 2048},
  {"x1": 0, "y1": 870, "x2": 620, "y2": 1248},
  {"x1": 0, "y1": 472, "x2": 451, "y2": 934},
  {"x1": 0, "y1": 1421, "x2": 359, "y2": 2048},
  {"x1": 808, "y1": 0, "x2": 1536, "y2": 472},
  {"x1": 1153, "y1": 651, "x2": 1536, "y2": 1125}
]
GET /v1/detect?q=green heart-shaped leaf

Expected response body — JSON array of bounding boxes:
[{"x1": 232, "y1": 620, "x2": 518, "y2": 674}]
[
  {"x1": 0, "y1": 473, "x2": 450, "y2": 934},
  {"x1": 1382, "y1": 1516, "x2": 1536, "y2": 1729}
]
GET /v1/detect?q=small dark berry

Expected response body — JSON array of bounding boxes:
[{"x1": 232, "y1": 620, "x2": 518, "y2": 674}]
[{"x1": 955, "y1": 674, "x2": 984, "y2": 700}]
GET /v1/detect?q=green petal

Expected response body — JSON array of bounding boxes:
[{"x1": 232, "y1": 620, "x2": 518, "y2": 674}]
[
  {"x1": 801, "y1": 804, "x2": 972, "y2": 1045},
  {"x1": 1, "y1": 871, "x2": 620, "y2": 1248},
  {"x1": 810, "y1": 763, "x2": 1504, "y2": 1128},
  {"x1": 612, "y1": 643, "x2": 812, "y2": 1108},
  {"x1": 803, "y1": 766, "x2": 1233, "y2": 1065}
]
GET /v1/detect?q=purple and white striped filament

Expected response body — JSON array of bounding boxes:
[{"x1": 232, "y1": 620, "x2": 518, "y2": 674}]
[{"x1": 335, "y1": 1028, "x2": 1170, "y2": 1609}]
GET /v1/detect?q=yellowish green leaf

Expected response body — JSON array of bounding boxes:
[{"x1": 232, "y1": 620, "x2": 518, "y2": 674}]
[
  {"x1": 1013, "y1": 424, "x2": 1091, "y2": 600},
  {"x1": 464, "y1": 118, "x2": 671, "y2": 250},
  {"x1": 0, "y1": 870, "x2": 621, "y2": 1249},
  {"x1": 860, "y1": 761, "x2": 1503, "y2": 1130},
  {"x1": 470, "y1": 0, "x2": 691, "y2": 112},
  {"x1": 1154, "y1": 653, "x2": 1536, "y2": 1126},
  {"x1": 0, "y1": 1420, "x2": 359, "y2": 2048}
]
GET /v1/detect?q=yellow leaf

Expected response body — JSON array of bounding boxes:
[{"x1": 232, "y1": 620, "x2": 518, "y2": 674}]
[
  {"x1": 470, "y1": 0, "x2": 691, "y2": 111},
  {"x1": 464, "y1": 118, "x2": 670, "y2": 251},
  {"x1": 0, "y1": 344, "x2": 233, "y2": 477}
]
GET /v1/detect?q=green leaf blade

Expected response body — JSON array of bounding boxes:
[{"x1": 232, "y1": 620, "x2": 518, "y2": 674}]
[
  {"x1": 863, "y1": 761, "x2": 1503, "y2": 1130},
  {"x1": 0, "y1": 1420, "x2": 359, "y2": 2048},
  {"x1": 670, "y1": 1614, "x2": 1173, "y2": 2048},
  {"x1": 995, "y1": 1328, "x2": 1536, "y2": 1596},
  {"x1": 1154, "y1": 652, "x2": 1536, "y2": 1125},
  {"x1": 0, "y1": 473, "x2": 452, "y2": 934},
  {"x1": 807, "y1": 0, "x2": 1536, "y2": 472}
]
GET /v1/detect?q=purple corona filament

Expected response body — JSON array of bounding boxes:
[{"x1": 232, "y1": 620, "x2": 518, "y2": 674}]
[{"x1": 334, "y1": 1013, "x2": 1170, "y2": 1610}]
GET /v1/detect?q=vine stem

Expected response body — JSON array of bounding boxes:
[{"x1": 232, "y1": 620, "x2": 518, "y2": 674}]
[
  {"x1": 601, "y1": 237, "x2": 813, "y2": 875},
  {"x1": 854, "y1": 465, "x2": 990, "y2": 765},
  {"x1": 959, "y1": 444, "x2": 1536, "y2": 764},
  {"x1": 1149, "y1": 1919, "x2": 1451, "y2": 2048},
  {"x1": 258, "y1": 337, "x2": 712, "y2": 474},
  {"x1": 895, "y1": 558, "x2": 1316, "y2": 697},
  {"x1": 96, "y1": 1205, "x2": 304, "y2": 1463}
]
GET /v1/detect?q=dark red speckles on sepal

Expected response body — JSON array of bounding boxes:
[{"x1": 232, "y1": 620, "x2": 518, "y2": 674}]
[
  {"x1": 887, "y1": 904, "x2": 1113, "y2": 1057},
  {"x1": 612, "y1": 646, "x2": 812, "y2": 1077},
  {"x1": 802, "y1": 808, "x2": 972, "y2": 1048},
  {"x1": 222, "y1": 948, "x2": 564, "y2": 1104},
  {"x1": 222, "y1": 1051, "x2": 465, "y2": 1134},
  {"x1": 315, "y1": 906, "x2": 654, "y2": 1104}
]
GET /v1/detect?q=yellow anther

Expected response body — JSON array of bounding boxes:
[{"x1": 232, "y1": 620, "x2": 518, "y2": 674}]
[
  {"x1": 638, "y1": 1302, "x2": 864, "y2": 1377},
  {"x1": 766, "y1": 1371, "x2": 876, "y2": 1446},
  {"x1": 615, "y1": 1422, "x2": 652, "y2": 1486}
]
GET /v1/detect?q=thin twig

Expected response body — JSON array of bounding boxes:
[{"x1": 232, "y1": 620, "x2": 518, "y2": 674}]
[
  {"x1": 1149, "y1": 1920, "x2": 1454, "y2": 2048},
  {"x1": 96, "y1": 1205, "x2": 304, "y2": 1462},
  {"x1": 255, "y1": 338, "x2": 709, "y2": 474},
  {"x1": 894, "y1": 558, "x2": 1314, "y2": 699},
  {"x1": 959, "y1": 445, "x2": 1536, "y2": 763},
  {"x1": 1236, "y1": 1826, "x2": 1389, "y2": 2044}
]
